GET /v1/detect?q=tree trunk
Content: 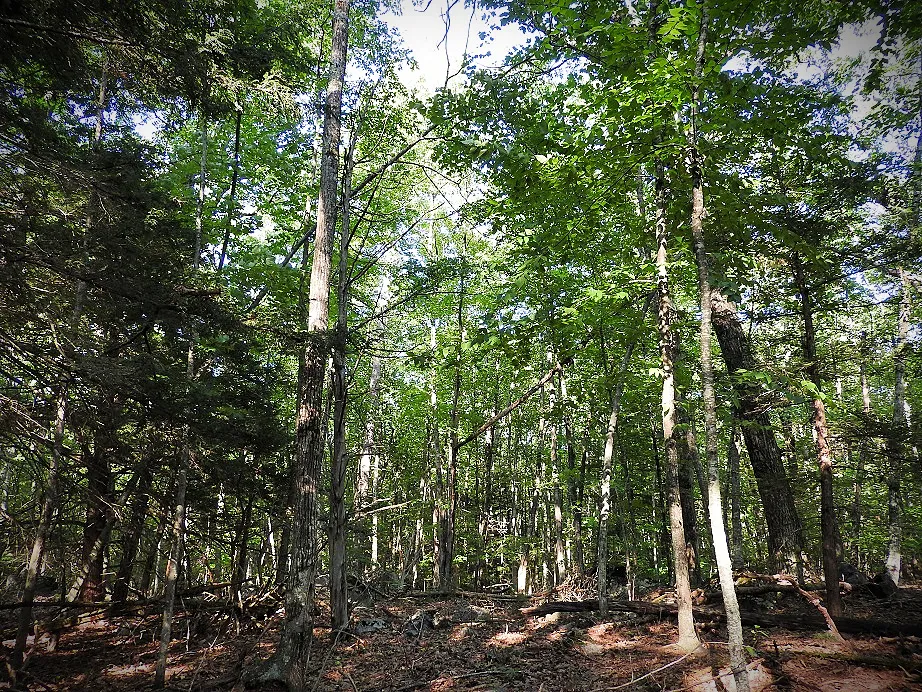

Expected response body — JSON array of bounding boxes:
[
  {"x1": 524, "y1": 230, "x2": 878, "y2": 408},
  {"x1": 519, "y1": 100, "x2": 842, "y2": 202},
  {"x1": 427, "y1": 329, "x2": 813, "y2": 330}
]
[
  {"x1": 217, "y1": 106, "x2": 243, "y2": 272},
  {"x1": 650, "y1": 418, "x2": 670, "y2": 577},
  {"x1": 439, "y1": 294, "x2": 463, "y2": 592},
  {"x1": 79, "y1": 440, "x2": 111, "y2": 601},
  {"x1": 328, "y1": 140, "x2": 354, "y2": 631},
  {"x1": 270, "y1": 0, "x2": 349, "y2": 679},
  {"x1": 154, "y1": 111, "x2": 207, "y2": 688},
  {"x1": 477, "y1": 365, "x2": 499, "y2": 586},
  {"x1": 653, "y1": 157, "x2": 698, "y2": 652},
  {"x1": 711, "y1": 290, "x2": 803, "y2": 573},
  {"x1": 885, "y1": 270, "x2": 909, "y2": 587},
  {"x1": 853, "y1": 335, "x2": 870, "y2": 568},
  {"x1": 12, "y1": 60, "x2": 108, "y2": 676},
  {"x1": 676, "y1": 401, "x2": 702, "y2": 586},
  {"x1": 597, "y1": 336, "x2": 639, "y2": 615},
  {"x1": 791, "y1": 252, "x2": 842, "y2": 618},
  {"x1": 688, "y1": 13, "x2": 749, "y2": 679},
  {"x1": 550, "y1": 366, "x2": 566, "y2": 585},
  {"x1": 154, "y1": 433, "x2": 191, "y2": 687},
  {"x1": 561, "y1": 371, "x2": 583, "y2": 577},
  {"x1": 728, "y1": 424, "x2": 744, "y2": 569},
  {"x1": 10, "y1": 386, "x2": 65, "y2": 673},
  {"x1": 113, "y1": 456, "x2": 154, "y2": 601},
  {"x1": 232, "y1": 489, "x2": 254, "y2": 610}
]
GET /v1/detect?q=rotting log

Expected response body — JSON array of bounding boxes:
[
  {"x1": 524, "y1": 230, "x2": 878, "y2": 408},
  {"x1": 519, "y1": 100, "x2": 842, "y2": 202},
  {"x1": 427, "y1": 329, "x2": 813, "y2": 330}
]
[{"x1": 521, "y1": 599, "x2": 922, "y2": 637}]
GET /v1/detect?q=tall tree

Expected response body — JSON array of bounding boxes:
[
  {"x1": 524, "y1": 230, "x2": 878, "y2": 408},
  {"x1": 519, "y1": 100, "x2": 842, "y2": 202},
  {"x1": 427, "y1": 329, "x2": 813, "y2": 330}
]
[{"x1": 268, "y1": 0, "x2": 350, "y2": 682}]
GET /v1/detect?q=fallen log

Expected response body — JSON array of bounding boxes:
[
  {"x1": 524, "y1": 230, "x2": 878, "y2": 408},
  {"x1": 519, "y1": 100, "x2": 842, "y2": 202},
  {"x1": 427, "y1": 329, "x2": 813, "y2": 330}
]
[
  {"x1": 757, "y1": 646, "x2": 922, "y2": 672},
  {"x1": 521, "y1": 599, "x2": 922, "y2": 637}
]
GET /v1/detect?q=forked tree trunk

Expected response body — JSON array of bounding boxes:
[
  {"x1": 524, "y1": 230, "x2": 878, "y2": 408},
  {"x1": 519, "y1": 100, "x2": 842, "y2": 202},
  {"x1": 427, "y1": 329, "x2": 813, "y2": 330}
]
[{"x1": 653, "y1": 157, "x2": 698, "y2": 652}]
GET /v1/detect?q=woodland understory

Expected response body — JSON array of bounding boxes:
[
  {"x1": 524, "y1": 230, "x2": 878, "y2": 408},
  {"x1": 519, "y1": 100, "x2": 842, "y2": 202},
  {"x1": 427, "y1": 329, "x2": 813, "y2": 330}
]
[{"x1": 2, "y1": 0, "x2": 922, "y2": 690}]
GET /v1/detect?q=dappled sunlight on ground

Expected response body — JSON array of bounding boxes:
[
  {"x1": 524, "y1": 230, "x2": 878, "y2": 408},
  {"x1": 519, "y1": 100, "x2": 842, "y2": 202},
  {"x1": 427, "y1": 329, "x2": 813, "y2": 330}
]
[{"x1": 3, "y1": 586, "x2": 921, "y2": 689}]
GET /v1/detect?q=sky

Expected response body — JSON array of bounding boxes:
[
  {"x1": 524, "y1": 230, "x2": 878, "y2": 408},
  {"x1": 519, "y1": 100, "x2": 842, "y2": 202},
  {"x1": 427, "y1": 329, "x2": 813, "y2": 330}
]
[{"x1": 381, "y1": 0, "x2": 531, "y2": 92}]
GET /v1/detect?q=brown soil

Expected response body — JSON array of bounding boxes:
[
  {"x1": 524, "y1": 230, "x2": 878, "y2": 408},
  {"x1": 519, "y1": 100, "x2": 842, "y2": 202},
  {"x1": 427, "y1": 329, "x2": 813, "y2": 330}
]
[{"x1": 3, "y1": 585, "x2": 921, "y2": 691}]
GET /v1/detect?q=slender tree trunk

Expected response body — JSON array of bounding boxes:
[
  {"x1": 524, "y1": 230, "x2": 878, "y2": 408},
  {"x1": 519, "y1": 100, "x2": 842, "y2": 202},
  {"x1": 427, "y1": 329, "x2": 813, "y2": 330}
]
[
  {"x1": 12, "y1": 62, "x2": 109, "y2": 674},
  {"x1": 728, "y1": 424, "x2": 744, "y2": 569},
  {"x1": 688, "y1": 14, "x2": 748, "y2": 678},
  {"x1": 11, "y1": 386, "x2": 65, "y2": 673},
  {"x1": 651, "y1": 418, "x2": 670, "y2": 577},
  {"x1": 154, "y1": 112, "x2": 207, "y2": 688},
  {"x1": 653, "y1": 157, "x2": 699, "y2": 652},
  {"x1": 359, "y1": 344, "x2": 383, "y2": 570},
  {"x1": 597, "y1": 337, "x2": 639, "y2": 615},
  {"x1": 270, "y1": 0, "x2": 349, "y2": 682},
  {"x1": 885, "y1": 270, "x2": 909, "y2": 587},
  {"x1": 711, "y1": 291, "x2": 803, "y2": 573},
  {"x1": 438, "y1": 276, "x2": 463, "y2": 591},
  {"x1": 548, "y1": 365, "x2": 565, "y2": 585},
  {"x1": 561, "y1": 372, "x2": 583, "y2": 577},
  {"x1": 477, "y1": 366, "x2": 499, "y2": 586},
  {"x1": 853, "y1": 336, "x2": 870, "y2": 567},
  {"x1": 140, "y1": 505, "x2": 169, "y2": 597},
  {"x1": 79, "y1": 442, "x2": 111, "y2": 601},
  {"x1": 232, "y1": 486, "x2": 254, "y2": 609},
  {"x1": 329, "y1": 144, "x2": 354, "y2": 631},
  {"x1": 113, "y1": 457, "x2": 154, "y2": 601},
  {"x1": 676, "y1": 401, "x2": 702, "y2": 586},
  {"x1": 154, "y1": 430, "x2": 191, "y2": 687},
  {"x1": 791, "y1": 252, "x2": 842, "y2": 618}
]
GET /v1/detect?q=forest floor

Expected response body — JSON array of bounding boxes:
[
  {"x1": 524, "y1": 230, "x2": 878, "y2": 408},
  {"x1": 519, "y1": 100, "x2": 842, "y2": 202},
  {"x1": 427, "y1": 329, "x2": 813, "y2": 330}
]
[{"x1": 3, "y1": 580, "x2": 922, "y2": 691}]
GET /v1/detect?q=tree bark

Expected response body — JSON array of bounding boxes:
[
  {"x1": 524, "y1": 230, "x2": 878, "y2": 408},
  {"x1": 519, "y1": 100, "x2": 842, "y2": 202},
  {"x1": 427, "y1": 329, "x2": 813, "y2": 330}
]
[
  {"x1": 438, "y1": 273, "x2": 464, "y2": 591},
  {"x1": 217, "y1": 106, "x2": 243, "y2": 272},
  {"x1": 328, "y1": 141, "x2": 354, "y2": 631},
  {"x1": 269, "y1": 0, "x2": 348, "y2": 680},
  {"x1": 675, "y1": 400, "x2": 702, "y2": 586},
  {"x1": 79, "y1": 439, "x2": 111, "y2": 601},
  {"x1": 711, "y1": 291, "x2": 803, "y2": 573},
  {"x1": 688, "y1": 7, "x2": 749, "y2": 679},
  {"x1": 154, "y1": 432, "x2": 191, "y2": 687},
  {"x1": 653, "y1": 156, "x2": 698, "y2": 652}
]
